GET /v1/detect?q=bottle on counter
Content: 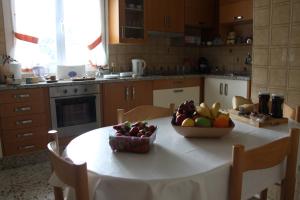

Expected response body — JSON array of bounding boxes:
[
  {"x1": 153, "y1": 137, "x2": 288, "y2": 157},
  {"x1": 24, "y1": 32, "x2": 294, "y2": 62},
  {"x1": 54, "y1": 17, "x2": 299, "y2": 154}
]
[
  {"x1": 258, "y1": 92, "x2": 270, "y2": 115},
  {"x1": 271, "y1": 94, "x2": 284, "y2": 118}
]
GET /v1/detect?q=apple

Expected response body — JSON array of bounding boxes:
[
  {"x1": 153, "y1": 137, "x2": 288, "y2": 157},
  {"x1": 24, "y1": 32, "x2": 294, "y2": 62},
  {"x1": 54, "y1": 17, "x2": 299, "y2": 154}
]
[{"x1": 176, "y1": 114, "x2": 187, "y2": 125}]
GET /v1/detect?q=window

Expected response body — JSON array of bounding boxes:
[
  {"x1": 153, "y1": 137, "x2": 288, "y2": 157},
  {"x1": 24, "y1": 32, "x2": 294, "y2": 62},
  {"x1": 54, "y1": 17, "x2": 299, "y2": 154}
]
[{"x1": 2, "y1": 0, "x2": 107, "y2": 73}]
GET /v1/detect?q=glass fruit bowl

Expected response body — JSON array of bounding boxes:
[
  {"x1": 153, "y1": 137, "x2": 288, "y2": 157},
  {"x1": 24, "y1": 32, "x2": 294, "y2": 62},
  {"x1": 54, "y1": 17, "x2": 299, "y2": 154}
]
[{"x1": 109, "y1": 121, "x2": 157, "y2": 153}]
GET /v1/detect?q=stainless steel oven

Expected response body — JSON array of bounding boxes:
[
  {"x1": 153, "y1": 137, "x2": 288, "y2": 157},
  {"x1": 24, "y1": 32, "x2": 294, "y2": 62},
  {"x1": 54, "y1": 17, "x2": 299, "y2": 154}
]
[{"x1": 49, "y1": 84, "x2": 101, "y2": 138}]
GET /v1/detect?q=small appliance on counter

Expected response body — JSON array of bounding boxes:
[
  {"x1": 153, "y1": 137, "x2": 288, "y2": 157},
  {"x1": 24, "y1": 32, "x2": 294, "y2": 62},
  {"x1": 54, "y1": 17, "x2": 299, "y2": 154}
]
[
  {"x1": 56, "y1": 65, "x2": 85, "y2": 80},
  {"x1": 132, "y1": 59, "x2": 146, "y2": 76},
  {"x1": 198, "y1": 57, "x2": 211, "y2": 74}
]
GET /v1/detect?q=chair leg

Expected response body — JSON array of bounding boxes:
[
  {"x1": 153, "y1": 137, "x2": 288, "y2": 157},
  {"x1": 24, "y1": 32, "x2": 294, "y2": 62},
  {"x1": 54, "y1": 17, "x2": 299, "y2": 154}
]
[
  {"x1": 54, "y1": 186, "x2": 64, "y2": 200},
  {"x1": 260, "y1": 189, "x2": 268, "y2": 200}
]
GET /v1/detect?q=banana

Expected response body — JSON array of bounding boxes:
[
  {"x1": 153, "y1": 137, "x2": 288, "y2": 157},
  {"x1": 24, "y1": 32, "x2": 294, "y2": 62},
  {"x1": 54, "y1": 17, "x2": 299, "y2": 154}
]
[
  {"x1": 197, "y1": 106, "x2": 212, "y2": 119},
  {"x1": 211, "y1": 102, "x2": 221, "y2": 119}
]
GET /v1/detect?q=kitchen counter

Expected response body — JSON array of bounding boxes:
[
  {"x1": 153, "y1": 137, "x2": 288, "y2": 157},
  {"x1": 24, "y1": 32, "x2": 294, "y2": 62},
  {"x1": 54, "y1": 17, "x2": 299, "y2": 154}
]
[{"x1": 0, "y1": 74, "x2": 251, "y2": 91}]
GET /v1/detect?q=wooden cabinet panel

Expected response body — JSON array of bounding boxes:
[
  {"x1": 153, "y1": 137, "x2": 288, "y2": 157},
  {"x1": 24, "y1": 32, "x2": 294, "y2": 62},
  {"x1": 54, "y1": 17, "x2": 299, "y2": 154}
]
[
  {"x1": 146, "y1": 0, "x2": 184, "y2": 33},
  {"x1": 185, "y1": 0, "x2": 215, "y2": 27},
  {"x1": 3, "y1": 137, "x2": 47, "y2": 156},
  {"x1": 146, "y1": 0, "x2": 166, "y2": 32},
  {"x1": 1, "y1": 127, "x2": 48, "y2": 143},
  {"x1": 103, "y1": 82, "x2": 129, "y2": 126},
  {"x1": 0, "y1": 100, "x2": 46, "y2": 117},
  {"x1": 1, "y1": 114, "x2": 48, "y2": 130},
  {"x1": 103, "y1": 80, "x2": 153, "y2": 126},
  {"x1": 0, "y1": 88, "x2": 45, "y2": 104},
  {"x1": 130, "y1": 81, "x2": 153, "y2": 108},
  {"x1": 220, "y1": 0, "x2": 253, "y2": 24}
]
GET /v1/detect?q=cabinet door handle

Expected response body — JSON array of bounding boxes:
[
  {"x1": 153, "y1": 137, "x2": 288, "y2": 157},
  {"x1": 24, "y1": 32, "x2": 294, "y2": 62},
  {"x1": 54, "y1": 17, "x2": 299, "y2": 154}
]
[
  {"x1": 125, "y1": 87, "x2": 130, "y2": 101},
  {"x1": 19, "y1": 145, "x2": 35, "y2": 150},
  {"x1": 173, "y1": 89, "x2": 184, "y2": 93},
  {"x1": 17, "y1": 132, "x2": 33, "y2": 138},
  {"x1": 16, "y1": 119, "x2": 33, "y2": 125},
  {"x1": 15, "y1": 106, "x2": 31, "y2": 112},
  {"x1": 224, "y1": 83, "x2": 228, "y2": 96},
  {"x1": 219, "y1": 83, "x2": 223, "y2": 95},
  {"x1": 132, "y1": 87, "x2": 135, "y2": 100},
  {"x1": 14, "y1": 94, "x2": 30, "y2": 99},
  {"x1": 234, "y1": 16, "x2": 244, "y2": 21}
]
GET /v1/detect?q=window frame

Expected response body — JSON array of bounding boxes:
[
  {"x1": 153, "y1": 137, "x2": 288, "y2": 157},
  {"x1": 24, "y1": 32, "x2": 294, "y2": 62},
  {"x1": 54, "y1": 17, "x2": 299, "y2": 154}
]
[{"x1": 1, "y1": 0, "x2": 109, "y2": 70}]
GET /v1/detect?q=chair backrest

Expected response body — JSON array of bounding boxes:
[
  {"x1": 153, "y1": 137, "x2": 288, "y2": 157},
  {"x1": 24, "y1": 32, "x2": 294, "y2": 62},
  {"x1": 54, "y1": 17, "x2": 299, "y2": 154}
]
[
  {"x1": 229, "y1": 128, "x2": 299, "y2": 200},
  {"x1": 117, "y1": 103, "x2": 175, "y2": 123},
  {"x1": 47, "y1": 141, "x2": 89, "y2": 200},
  {"x1": 283, "y1": 104, "x2": 300, "y2": 123}
]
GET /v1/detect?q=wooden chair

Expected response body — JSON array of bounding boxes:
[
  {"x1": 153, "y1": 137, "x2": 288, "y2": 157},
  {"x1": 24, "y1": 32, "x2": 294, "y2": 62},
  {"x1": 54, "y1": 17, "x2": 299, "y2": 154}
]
[
  {"x1": 229, "y1": 128, "x2": 300, "y2": 200},
  {"x1": 117, "y1": 103, "x2": 175, "y2": 123},
  {"x1": 47, "y1": 130, "x2": 89, "y2": 200},
  {"x1": 283, "y1": 104, "x2": 300, "y2": 122}
]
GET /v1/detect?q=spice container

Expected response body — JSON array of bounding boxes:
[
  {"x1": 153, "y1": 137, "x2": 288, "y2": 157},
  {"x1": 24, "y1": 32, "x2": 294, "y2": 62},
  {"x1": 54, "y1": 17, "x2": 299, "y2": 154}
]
[
  {"x1": 271, "y1": 94, "x2": 284, "y2": 118},
  {"x1": 258, "y1": 92, "x2": 270, "y2": 115}
]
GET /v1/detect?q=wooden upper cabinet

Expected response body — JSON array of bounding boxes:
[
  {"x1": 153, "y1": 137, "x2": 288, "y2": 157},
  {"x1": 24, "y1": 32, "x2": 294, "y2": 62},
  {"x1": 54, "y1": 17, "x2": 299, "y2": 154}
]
[
  {"x1": 146, "y1": 0, "x2": 184, "y2": 33},
  {"x1": 185, "y1": 0, "x2": 215, "y2": 28},
  {"x1": 219, "y1": 0, "x2": 253, "y2": 24},
  {"x1": 109, "y1": 0, "x2": 147, "y2": 44}
]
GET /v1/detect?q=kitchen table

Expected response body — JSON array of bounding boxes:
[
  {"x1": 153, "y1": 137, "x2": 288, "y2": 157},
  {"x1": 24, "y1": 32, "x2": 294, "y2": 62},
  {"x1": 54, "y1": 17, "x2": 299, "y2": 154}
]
[{"x1": 63, "y1": 117, "x2": 300, "y2": 200}]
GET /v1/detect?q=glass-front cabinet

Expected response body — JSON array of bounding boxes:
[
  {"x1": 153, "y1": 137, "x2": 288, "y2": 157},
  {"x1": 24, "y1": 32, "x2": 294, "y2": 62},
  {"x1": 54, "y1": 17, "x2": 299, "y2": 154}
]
[{"x1": 109, "y1": 0, "x2": 146, "y2": 44}]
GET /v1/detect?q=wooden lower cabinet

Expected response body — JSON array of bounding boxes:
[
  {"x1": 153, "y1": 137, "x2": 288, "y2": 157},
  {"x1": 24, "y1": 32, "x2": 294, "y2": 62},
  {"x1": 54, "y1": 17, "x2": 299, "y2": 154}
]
[
  {"x1": 103, "y1": 80, "x2": 153, "y2": 126},
  {"x1": 0, "y1": 88, "x2": 51, "y2": 156}
]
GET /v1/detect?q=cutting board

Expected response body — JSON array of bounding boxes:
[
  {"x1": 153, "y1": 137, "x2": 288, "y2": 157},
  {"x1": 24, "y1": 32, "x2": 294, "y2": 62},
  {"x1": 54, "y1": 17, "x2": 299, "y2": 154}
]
[{"x1": 229, "y1": 109, "x2": 288, "y2": 128}]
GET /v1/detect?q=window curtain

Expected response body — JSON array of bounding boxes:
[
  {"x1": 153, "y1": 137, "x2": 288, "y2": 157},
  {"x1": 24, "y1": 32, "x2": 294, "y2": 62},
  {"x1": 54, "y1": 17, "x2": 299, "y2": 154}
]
[{"x1": 2, "y1": 0, "x2": 107, "y2": 73}]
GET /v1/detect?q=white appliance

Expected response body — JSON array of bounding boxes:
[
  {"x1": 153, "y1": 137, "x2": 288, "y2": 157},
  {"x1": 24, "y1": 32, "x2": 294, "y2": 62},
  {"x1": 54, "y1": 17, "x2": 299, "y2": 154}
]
[
  {"x1": 132, "y1": 59, "x2": 146, "y2": 76},
  {"x1": 153, "y1": 86, "x2": 200, "y2": 108},
  {"x1": 56, "y1": 65, "x2": 85, "y2": 80}
]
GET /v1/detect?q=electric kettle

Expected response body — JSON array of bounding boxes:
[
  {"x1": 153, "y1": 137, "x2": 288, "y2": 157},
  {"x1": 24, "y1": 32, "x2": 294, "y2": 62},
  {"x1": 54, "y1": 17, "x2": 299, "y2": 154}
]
[{"x1": 132, "y1": 59, "x2": 146, "y2": 76}]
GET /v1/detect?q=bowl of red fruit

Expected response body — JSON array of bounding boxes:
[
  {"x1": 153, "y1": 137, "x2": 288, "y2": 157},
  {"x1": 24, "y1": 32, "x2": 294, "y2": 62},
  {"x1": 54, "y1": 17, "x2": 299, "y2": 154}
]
[
  {"x1": 171, "y1": 100, "x2": 234, "y2": 138},
  {"x1": 109, "y1": 121, "x2": 157, "y2": 153}
]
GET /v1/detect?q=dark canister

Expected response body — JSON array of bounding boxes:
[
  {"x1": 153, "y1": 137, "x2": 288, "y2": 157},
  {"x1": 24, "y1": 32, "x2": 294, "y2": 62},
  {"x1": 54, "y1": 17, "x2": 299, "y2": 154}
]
[
  {"x1": 271, "y1": 94, "x2": 284, "y2": 118},
  {"x1": 258, "y1": 92, "x2": 270, "y2": 115}
]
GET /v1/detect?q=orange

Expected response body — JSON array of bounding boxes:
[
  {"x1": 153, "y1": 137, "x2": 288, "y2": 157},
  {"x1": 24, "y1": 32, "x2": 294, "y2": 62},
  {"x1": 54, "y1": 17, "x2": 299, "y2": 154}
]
[{"x1": 213, "y1": 115, "x2": 230, "y2": 128}]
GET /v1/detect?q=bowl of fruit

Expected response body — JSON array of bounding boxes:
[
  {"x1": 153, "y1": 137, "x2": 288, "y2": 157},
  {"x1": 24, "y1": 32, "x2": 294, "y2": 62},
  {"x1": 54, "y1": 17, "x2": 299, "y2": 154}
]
[
  {"x1": 109, "y1": 121, "x2": 157, "y2": 153},
  {"x1": 171, "y1": 100, "x2": 235, "y2": 138}
]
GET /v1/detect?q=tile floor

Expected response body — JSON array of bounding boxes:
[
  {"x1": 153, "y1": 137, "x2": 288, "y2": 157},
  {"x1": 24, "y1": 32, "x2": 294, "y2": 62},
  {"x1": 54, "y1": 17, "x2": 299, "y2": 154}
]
[{"x1": 0, "y1": 162, "x2": 53, "y2": 200}]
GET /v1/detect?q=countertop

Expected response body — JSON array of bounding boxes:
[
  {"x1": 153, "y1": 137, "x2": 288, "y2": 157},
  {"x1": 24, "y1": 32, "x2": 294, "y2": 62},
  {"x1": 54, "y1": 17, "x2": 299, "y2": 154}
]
[{"x1": 0, "y1": 74, "x2": 251, "y2": 91}]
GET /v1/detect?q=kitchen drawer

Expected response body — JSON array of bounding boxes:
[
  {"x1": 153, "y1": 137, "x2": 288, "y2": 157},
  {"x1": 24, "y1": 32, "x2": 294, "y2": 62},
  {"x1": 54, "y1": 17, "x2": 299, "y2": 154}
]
[
  {"x1": 153, "y1": 86, "x2": 200, "y2": 108},
  {"x1": 0, "y1": 101, "x2": 46, "y2": 117},
  {"x1": 153, "y1": 78, "x2": 200, "y2": 90},
  {"x1": 2, "y1": 137, "x2": 47, "y2": 156},
  {"x1": 1, "y1": 114, "x2": 48, "y2": 130},
  {"x1": 1, "y1": 127, "x2": 48, "y2": 143},
  {"x1": 0, "y1": 88, "x2": 46, "y2": 104}
]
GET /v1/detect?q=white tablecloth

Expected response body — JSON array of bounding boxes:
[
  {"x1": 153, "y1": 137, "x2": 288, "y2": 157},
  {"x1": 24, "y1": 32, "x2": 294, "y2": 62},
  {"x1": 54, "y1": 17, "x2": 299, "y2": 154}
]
[{"x1": 63, "y1": 117, "x2": 300, "y2": 200}]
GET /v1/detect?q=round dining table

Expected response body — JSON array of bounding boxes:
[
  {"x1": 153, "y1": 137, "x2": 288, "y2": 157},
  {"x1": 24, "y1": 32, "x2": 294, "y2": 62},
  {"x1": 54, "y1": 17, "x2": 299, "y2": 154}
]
[{"x1": 65, "y1": 117, "x2": 300, "y2": 200}]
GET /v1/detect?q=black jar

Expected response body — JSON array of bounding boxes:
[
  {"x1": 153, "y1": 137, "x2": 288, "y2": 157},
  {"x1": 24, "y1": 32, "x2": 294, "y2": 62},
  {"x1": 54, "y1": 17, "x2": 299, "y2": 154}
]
[
  {"x1": 271, "y1": 94, "x2": 284, "y2": 118},
  {"x1": 258, "y1": 92, "x2": 270, "y2": 115}
]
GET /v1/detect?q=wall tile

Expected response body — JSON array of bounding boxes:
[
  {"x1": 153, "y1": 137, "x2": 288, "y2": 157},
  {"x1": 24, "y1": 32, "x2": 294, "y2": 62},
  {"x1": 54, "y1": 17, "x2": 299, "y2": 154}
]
[
  {"x1": 269, "y1": 69, "x2": 287, "y2": 87},
  {"x1": 271, "y1": 26, "x2": 289, "y2": 45},
  {"x1": 272, "y1": 0, "x2": 290, "y2": 3},
  {"x1": 288, "y1": 69, "x2": 300, "y2": 88},
  {"x1": 272, "y1": 3, "x2": 290, "y2": 25},
  {"x1": 255, "y1": 7, "x2": 270, "y2": 27},
  {"x1": 270, "y1": 47, "x2": 288, "y2": 66},
  {"x1": 292, "y1": 2, "x2": 300, "y2": 23},
  {"x1": 253, "y1": 48, "x2": 269, "y2": 65},
  {"x1": 254, "y1": 28, "x2": 270, "y2": 46},
  {"x1": 289, "y1": 47, "x2": 300, "y2": 67},
  {"x1": 251, "y1": 85, "x2": 268, "y2": 102},
  {"x1": 255, "y1": 0, "x2": 270, "y2": 7},
  {"x1": 287, "y1": 91, "x2": 300, "y2": 107},
  {"x1": 290, "y1": 25, "x2": 300, "y2": 45},
  {"x1": 252, "y1": 67, "x2": 269, "y2": 85}
]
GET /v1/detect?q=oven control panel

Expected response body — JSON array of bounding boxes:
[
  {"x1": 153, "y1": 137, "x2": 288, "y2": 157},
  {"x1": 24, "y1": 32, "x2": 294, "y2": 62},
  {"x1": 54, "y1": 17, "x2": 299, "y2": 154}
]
[{"x1": 49, "y1": 84, "x2": 100, "y2": 97}]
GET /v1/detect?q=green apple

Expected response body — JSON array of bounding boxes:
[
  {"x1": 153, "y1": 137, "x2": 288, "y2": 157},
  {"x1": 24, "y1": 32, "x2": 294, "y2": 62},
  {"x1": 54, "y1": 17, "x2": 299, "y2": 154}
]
[{"x1": 194, "y1": 117, "x2": 211, "y2": 127}]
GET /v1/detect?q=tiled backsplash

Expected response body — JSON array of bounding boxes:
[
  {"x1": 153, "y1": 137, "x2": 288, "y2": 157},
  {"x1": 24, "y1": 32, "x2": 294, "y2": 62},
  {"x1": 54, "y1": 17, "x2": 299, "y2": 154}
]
[
  {"x1": 109, "y1": 37, "x2": 252, "y2": 75},
  {"x1": 252, "y1": 0, "x2": 300, "y2": 108}
]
